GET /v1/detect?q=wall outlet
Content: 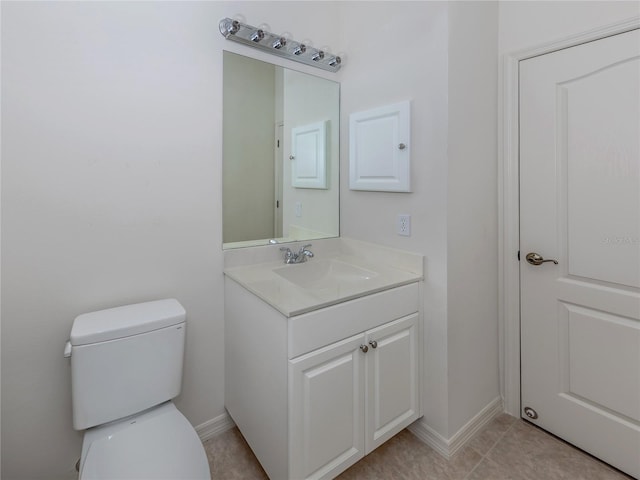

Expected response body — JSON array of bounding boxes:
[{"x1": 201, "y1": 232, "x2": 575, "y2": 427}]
[
  {"x1": 397, "y1": 214, "x2": 411, "y2": 236},
  {"x1": 295, "y1": 202, "x2": 302, "y2": 218}
]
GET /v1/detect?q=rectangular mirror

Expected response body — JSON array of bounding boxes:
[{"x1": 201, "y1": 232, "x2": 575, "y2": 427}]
[{"x1": 223, "y1": 51, "x2": 340, "y2": 249}]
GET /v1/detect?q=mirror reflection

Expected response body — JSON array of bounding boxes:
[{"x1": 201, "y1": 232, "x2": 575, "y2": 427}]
[{"x1": 223, "y1": 51, "x2": 340, "y2": 249}]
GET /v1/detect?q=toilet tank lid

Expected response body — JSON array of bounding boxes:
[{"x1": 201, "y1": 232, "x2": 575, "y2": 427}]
[{"x1": 70, "y1": 299, "x2": 186, "y2": 346}]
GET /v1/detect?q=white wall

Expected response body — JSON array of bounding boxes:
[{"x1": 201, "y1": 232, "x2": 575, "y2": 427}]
[
  {"x1": 0, "y1": 2, "x2": 341, "y2": 478},
  {"x1": 337, "y1": 0, "x2": 452, "y2": 436},
  {"x1": 1, "y1": 4, "x2": 222, "y2": 477},
  {"x1": 499, "y1": 1, "x2": 639, "y2": 55},
  {"x1": 447, "y1": 1, "x2": 499, "y2": 436},
  {"x1": 1, "y1": 3, "x2": 221, "y2": 477},
  {"x1": 338, "y1": 1, "x2": 502, "y2": 440}
]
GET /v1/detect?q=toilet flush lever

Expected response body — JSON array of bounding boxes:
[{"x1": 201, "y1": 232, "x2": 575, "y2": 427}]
[{"x1": 63, "y1": 340, "x2": 72, "y2": 358}]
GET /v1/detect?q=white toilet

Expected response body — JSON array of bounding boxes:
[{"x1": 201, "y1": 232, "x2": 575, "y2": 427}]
[{"x1": 65, "y1": 298, "x2": 211, "y2": 479}]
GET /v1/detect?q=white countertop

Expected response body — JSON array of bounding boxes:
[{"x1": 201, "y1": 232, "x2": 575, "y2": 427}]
[{"x1": 223, "y1": 239, "x2": 423, "y2": 317}]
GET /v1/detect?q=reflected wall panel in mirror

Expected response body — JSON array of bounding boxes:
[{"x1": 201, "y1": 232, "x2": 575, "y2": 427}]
[{"x1": 223, "y1": 51, "x2": 339, "y2": 249}]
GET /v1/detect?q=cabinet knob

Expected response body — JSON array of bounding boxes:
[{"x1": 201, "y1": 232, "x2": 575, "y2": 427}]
[
  {"x1": 360, "y1": 344, "x2": 369, "y2": 353},
  {"x1": 368, "y1": 340, "x2": 378, "y2": 349}
]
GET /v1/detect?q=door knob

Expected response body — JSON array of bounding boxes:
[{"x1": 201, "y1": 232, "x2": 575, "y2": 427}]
[{"x1": 525, "y1": 252, "x2": 558, "y2": 266}]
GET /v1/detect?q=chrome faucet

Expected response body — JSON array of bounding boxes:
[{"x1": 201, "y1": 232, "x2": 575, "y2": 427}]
[{"x1": 280, "y1": 244, "x2": 314, "y2": 264}]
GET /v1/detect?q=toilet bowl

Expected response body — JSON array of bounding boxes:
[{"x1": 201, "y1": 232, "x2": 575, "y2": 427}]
[
  {"x1": 79, "y1": 402, "x2": 209, "y2": 479},
  {"x1": 65, "y1": 299, "x2": 210, "y2": 479}
]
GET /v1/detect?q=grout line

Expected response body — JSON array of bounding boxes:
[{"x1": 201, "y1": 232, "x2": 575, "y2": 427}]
[
  {"x1": 463, "y1": 420, "x2": 518, "y2": 480},
  {"x1": 463, "y1": 459, "x2": 483, "y2": 480},
  {"x1": 484, "y1": 419, "x2": 517, "y2": 459}
]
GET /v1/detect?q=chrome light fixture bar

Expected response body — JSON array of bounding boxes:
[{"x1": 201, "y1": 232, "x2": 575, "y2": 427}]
[{"x1": 219, "y1": 18, "x2": 343, "y2": 73}]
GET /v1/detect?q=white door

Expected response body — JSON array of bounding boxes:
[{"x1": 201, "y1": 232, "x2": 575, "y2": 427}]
[
  {"x1": 365, "y1": 314, "x2": 420, "y2": 452},
  {"x1": 520, "y1": 29, "x2": 640, "y2": 478},
  {"x1": 289, "y1": 334, "x2": 366, "y2": 480},
  {"x1": 291, "y1": 121, "x2": 328, "y2": 189}
]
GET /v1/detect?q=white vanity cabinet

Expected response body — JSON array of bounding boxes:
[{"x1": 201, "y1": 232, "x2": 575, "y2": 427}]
[
  {"x1": 289, "y1": 313, "x2": 419, "y2": 480},
  {"x1": 225, "y1": 275, "x2": 421, "y2": 480}
]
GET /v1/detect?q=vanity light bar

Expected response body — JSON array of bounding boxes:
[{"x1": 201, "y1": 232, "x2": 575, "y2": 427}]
[{"x1": 219, "y1": 18, "x2": 343, "y2": 73}]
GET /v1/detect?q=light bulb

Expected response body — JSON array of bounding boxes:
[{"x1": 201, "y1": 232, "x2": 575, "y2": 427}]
[
  {"x1": 272, "y1": 36, "x2": 287, "y2": 49},
  {"x1": 274, "y1": 31, "x2": 293, "y2": 50},
  {"x1": 219, "y1": 18, "x2": 240, "y2": 36},
  {"x1": 257, "y1": 23, "x2": 271, "y2": 33},
  {"x1": 251, "y1": 29, "x2": 265, "y2": 42},
  {"x1": 292, "y1": 41, "x2": 307, "y2": 55},
  {"x1": 232, "y1": 14, "x2": 246, "y2": 24},
  {"x1": 328, "y1": 55, "x2": 341, "y2": 67}
]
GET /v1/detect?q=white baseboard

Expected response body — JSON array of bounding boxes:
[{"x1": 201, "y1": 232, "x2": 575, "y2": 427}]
[
  {"x1": 408, "y1": 419, "x2": 451, "y2": 458},
  {"x1": 195, "y1": 410, "x2": 236, "y2": 442},
  {"x1": 196, "y1": 397, "x2": 503, "y2": 453},
  {"x1": 408, "y1": 396, "x2": 503, "y2": 458}
]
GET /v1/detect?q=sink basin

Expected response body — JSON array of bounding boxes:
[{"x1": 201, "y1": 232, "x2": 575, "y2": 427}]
[{"x1": 273, "y1": 259, "x2": 378, "y2": 289}]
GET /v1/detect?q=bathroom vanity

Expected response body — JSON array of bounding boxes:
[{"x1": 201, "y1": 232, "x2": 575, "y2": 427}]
[{"x1": 224, "y1": 238, "x2": 423, "y2": 480}]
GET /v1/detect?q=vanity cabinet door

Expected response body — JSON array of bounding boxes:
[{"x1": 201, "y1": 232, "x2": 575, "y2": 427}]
[
  {"x1": 365, "y1": 313, "x2": 420, "y2": 453},
  {"x1": 289, "y1": 333, "x2": 366, "y2": 480}
]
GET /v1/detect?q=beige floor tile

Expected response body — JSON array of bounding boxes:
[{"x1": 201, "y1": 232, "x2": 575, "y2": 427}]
[
  {"x1": 486, "y1": 420, "x2": 632, "y2": 480},
  {"x1": 203, "y1": 418, "x2": 630, "y2": 480},
  {"x1": 466, "y1": 413, "x2": 516, "y2": 456},
  {"x1": 335, "y1": 430, "x2": 482, "y2": 480},
  {"x1": 203, "y1": 427, "x2": 268, "y2": 480},
  {"x1": 465, "y1": 457, "x2": 527, "y2": 480}
]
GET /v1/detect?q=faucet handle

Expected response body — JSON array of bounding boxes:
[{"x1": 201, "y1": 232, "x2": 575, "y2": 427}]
[
  {"x1": 280, "y1": 247, "x2": 294, "y2": 262},
  {"x1": 299, "y1": 244, "x2": 314, "y2": 259}
]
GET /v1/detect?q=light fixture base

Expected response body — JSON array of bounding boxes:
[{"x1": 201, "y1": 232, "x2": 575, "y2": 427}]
[{"x1": 219, "y1": 18, "x2": 343, "y2": 73}]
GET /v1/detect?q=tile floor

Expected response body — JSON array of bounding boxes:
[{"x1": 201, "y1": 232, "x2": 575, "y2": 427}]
[{"x1": 203, "y1": 414, "x2": 633, "y2": 480}]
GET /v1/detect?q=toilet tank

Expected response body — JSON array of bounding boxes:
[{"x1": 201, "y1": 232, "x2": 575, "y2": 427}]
[{"x1": 68, "y1": 299, "x2": 186, "y2": 430}]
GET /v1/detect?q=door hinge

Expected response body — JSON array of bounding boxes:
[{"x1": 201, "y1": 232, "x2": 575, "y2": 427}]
[
  {"x1": 517, "y1": 250, "x2": 520, "y2": 261},
  {"x1": 276, "y1": 200, "x2": 280, "y2": 208},
  {"x1": 277, "y1": 139, "x2": 280, "y2": 148}
]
